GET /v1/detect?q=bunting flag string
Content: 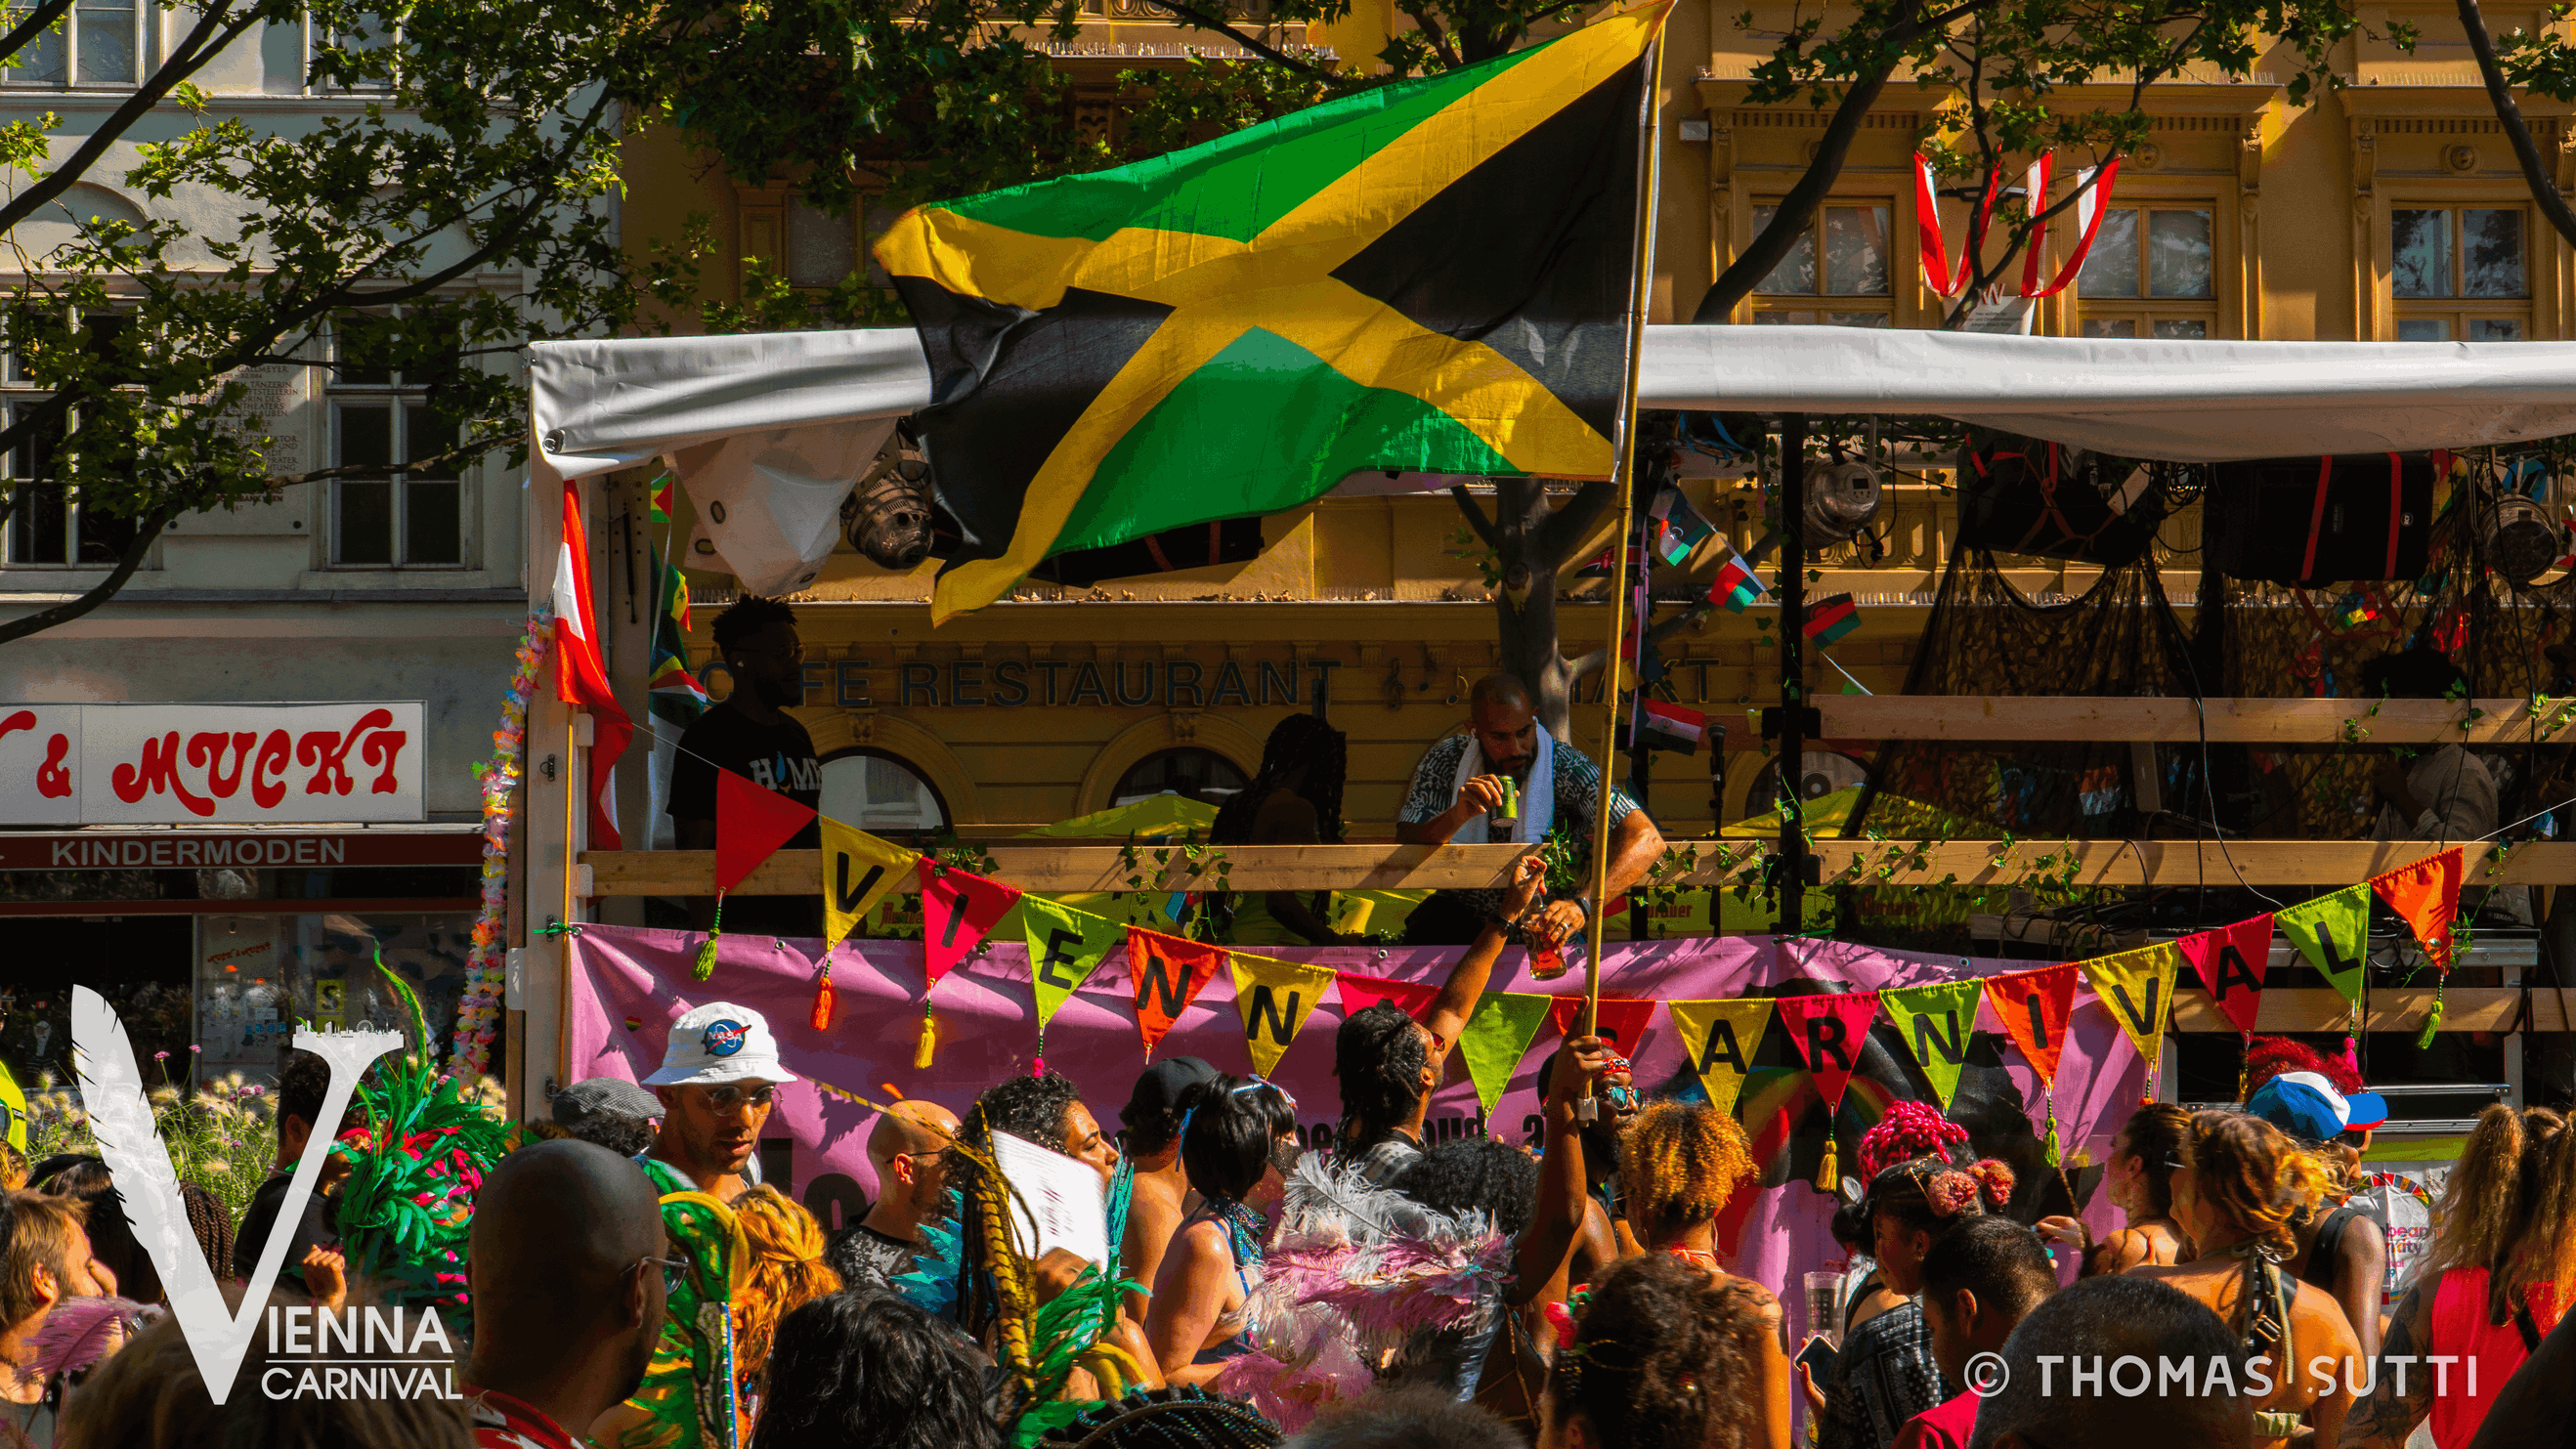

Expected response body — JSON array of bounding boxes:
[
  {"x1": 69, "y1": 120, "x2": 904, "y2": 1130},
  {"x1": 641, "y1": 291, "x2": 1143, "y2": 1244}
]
[
  {"x1": 1775, "y1": 992, "x2": 1880, "y2": 1113},
  {"x1": 920, "y1": 861, "x2": 1021, "y2": 991},
  {"x1": 1022, "y1": 897, "x2": 1125, "y2": 1044},
  {"x1": 1337, "y1": 974, "x2": 1441, "y2": 1023},
  {"x1": 2176, "y1": 916, "x2": 2271, "y2": 1037},
  {"x1": 1543, "y1": 994, "x2": 1659, "y2": 1058},
  {"x1": 2372, "y1": 846, "x2": 2464, "y2": 973},
  {"x1": 1665, "y1": 999, "x2": 1774, "y2": 1116},
  {"x1": 1879, "y1": 980, "x2": 1984, "y2": 1112},
  {"x1": 2081, "y1": 944, "x2": 2182, "y2": 1102},
  {"x1": 2277, "y1": 884, "x2": 2371, "y2": 1008},
  {"x1": 821, "y1": 818, "x2": 917, "y2": 956},
  {"x1": 1984, "y1": 962, "x2": 2079, "y2": 1164}
]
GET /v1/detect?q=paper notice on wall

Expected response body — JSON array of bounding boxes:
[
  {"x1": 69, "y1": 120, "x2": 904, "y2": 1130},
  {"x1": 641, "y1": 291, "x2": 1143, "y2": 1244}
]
[{"x1": 989, "y1": 1129, "x2": 1111, "y2": 1272}]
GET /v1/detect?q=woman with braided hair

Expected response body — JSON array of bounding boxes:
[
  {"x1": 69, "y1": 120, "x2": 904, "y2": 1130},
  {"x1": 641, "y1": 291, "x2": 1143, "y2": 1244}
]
[
  {"x1": 2129, "y1": 1110, "x2": 2361, "y2": 1449},
  {"x1": 2339, "y1": 1103, "x2": 2576, "y2": 1449},
  {"x1": 1814, "y1": 1154, "x2": 2015, "y2": 1449},
  {"x1": 1210, "y1": 714, "x2": 1352, "y2": 947},
  {"x1": 2037, "y1": 1101, "x2": 2193, "y2": 1277},
  {"x1": 1538, "y1": 1252, "x2": 1775, "y2": 1449}
]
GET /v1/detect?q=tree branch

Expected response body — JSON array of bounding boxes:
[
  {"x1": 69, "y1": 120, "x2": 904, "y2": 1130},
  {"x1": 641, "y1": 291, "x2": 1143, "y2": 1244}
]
[
  {"x1": 0, "y1": 0, "x2": 75, "y2": 78},
  {"x1": 0, "y1": 505, "x2": 168, "y2": 647},
  {"x1": 1647, "y1": 601, "x2": 1712, "y2": 646},
  {"x1": 1398, "y1": 1, "x2": 1463, "y2": 69},
  {"x1": 1449, "y1": 482, "x2": 1501, "y2": 551},
  {"x1": 1147, "y1": 0, "x2": 1335, "y2": 77},
  {"x1": 1567, "y1": 644, "x2": 1609, "y2": 681},
  {"x1": 2462, "y1": 0, "x2": 2576, "y2": 248},
  {"x1": 1534, "y1": 476, "x2": 1621, "y2": 570}
]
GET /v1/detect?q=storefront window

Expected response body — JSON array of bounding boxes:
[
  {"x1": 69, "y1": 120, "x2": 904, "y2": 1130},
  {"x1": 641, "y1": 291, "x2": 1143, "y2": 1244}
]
[
  {"x1": 818, "y1": 750, "x2": 949, "y2": 835},
  {"x1": 195, "y1": 913, "x2": 474, "y2": 1081},
  {"x1": 1113, "y1": 748, "x2": 1248, "y2": 807}
]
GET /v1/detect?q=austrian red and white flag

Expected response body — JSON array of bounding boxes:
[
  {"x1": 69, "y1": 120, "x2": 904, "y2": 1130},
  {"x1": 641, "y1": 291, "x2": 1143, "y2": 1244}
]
[{"x1": 553, "y1": 478, "x2": 635, "y2": 851}]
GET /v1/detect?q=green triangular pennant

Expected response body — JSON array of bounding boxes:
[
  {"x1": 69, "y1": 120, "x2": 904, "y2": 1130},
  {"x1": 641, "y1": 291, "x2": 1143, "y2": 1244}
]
[
  {"x1": 1457, "y1": 992, "x2": 1554, "y2": 1117},
  {"x1": 1021, "y1": 896, "x2": 1124, "y2": 1033},
  {"x1": 2276, "y1": 884, "x2": 2372, "y2": 1007},
  {"x1": 1880, "y1": 981, "x2": 1984, "y2": 1112}
]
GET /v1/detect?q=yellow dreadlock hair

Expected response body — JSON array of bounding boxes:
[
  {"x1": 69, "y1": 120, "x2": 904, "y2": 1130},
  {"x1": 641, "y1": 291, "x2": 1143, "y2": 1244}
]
[
  {"x1": 1620, "y1": 1100, "x2": 1756, "y2": 1239},
  {"x1": 728, "y1": 1185, "x2": 844, "y2": 1397}
]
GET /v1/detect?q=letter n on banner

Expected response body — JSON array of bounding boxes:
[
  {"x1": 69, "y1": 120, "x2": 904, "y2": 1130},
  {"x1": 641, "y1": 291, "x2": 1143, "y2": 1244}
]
[
  {"x1": 1665, "y1": 1000, "x2": 1774, "y2": 1116},
  {"x1": 1128, "y1": 926, "x2": 1224, "y2": 1059},
  {"x1": 1878, "y1": 981, "x2": 1982, "y2": 1112},
  {"x1": 1229, "y1": 953, "x2": 1338, "y2": 1077}
]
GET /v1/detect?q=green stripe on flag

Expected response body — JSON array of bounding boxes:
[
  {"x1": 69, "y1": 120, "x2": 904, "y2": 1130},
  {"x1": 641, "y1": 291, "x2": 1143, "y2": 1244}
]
[
  {"x1": 941, "y1": 44, "x2": 1554, "y2": 245},
  {"x1": 1052, "y1": 326, "x2": 1515, "y2": 556}
]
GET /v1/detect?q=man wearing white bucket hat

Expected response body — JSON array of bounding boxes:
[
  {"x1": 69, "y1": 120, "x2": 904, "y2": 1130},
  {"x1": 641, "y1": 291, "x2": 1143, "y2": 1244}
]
[{"x1": 636, "y1": 1001, "x2": 798, "y2": 1204}]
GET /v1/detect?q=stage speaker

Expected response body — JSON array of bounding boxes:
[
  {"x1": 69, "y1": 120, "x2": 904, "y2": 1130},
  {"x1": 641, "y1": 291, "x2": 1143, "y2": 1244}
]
[
  {"x1": 2210, "y1": 452, "x2": 2436, "y2": 586},
  {"x1": 1956, "y1": 430, "x2": 2164, "y2": 568}
]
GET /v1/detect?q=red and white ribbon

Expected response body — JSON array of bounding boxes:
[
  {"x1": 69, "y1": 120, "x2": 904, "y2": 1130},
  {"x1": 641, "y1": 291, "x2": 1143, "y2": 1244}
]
[
  {"x1": 2020, "y1": 155, "x2": 2122, "y2": 299},
  {"x1": 1914, "y1": 153, "x2": 1997, "y2": 297}
]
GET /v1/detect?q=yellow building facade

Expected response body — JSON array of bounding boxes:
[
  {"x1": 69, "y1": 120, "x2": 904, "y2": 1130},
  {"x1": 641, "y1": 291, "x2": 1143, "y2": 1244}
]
[{"x1": 611, "y1": 0, "x2": 2576, "y2": 843}]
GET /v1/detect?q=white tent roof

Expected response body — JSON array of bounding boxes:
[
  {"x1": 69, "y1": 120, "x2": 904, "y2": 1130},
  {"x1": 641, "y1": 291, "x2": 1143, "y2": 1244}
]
[{"x1": 529, "y1": 323, "x2": 2576, "y2": 477}]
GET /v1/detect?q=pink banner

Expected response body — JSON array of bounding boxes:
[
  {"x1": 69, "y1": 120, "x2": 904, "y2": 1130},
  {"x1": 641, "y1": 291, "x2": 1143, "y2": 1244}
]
[{"x1": 567, "y1": 928, "x2": 2140, "y2": 1315}]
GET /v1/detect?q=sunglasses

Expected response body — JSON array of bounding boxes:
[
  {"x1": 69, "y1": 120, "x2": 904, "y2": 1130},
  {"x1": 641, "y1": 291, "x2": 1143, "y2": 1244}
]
[
  {"x1": 634, "y1": 1254, "x2": 689, "y2": 1296},
  {"x1": 695, "y1": 1083, "x2": 777, "y2": 1113}
]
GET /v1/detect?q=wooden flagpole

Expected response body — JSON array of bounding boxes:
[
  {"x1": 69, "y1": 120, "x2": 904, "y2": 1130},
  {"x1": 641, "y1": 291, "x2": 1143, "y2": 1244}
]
[{"x1": 1585, "y1": 26, "x2": 1664, "y2": 1040}]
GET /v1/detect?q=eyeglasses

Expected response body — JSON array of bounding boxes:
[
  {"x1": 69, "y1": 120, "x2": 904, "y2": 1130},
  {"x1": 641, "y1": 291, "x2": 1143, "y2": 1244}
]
[
  {"x1": 696, "y1": 1083, "x2": 777, "y2": 1113},
  {"x1": 634, "y1": 1255, "x2": 688, "y2": 1296}
]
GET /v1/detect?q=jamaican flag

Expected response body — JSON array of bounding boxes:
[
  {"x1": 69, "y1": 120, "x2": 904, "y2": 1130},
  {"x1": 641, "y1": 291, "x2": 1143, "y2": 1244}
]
[{"x1": 877, "y1": 2, "x2": 1668, "y2": 621}]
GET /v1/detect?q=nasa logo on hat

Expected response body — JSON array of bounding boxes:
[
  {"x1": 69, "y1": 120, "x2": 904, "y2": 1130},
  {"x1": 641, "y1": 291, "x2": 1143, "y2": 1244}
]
[{"x1": 703, "y1": 1020, "x2": 751, "y2": 1058}]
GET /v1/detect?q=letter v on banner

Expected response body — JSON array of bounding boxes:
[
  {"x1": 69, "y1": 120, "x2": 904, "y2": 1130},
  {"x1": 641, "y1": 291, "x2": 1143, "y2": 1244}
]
[
  {"x1": 821, "y1": 818, "x2": 917, "y2": 955},
  {"x1": 552, "y1": 478, "x2": 633, "y2": 851},
  {"x1": 74, "y1": 987, "x2": 402, "y2": 1405},
  {"x1": 2081, "y1": 943, "x2": 2181, "y2": 1101}
]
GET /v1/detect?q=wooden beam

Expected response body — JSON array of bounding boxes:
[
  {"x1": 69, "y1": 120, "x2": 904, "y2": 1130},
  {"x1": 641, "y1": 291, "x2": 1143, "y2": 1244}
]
[
  {"x1": 581, "y1": 837, "x2": 2576, "y2": 896},
  {"x1": 580, "y1": 842, "x2": 1538, "y2": 898},
  {"x1": 1808, "y1": 696, "x2": 2576, "y2": 746},
  {"x1": 2172, "y1": 988, "x2": 2576, "y2": 1034},
  {"x1": 1690, "y1": 839, "x2": 2576, "y2": 886}
]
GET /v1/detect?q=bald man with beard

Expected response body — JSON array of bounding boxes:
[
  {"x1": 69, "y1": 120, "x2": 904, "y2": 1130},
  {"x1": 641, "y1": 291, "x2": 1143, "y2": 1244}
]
[
  {"x1": 826, "y1": 1099, "x2": 962, "y2": 1291},
  {"x1": 464, "y1": 1141, "x2": 670, "y2": 1449}
]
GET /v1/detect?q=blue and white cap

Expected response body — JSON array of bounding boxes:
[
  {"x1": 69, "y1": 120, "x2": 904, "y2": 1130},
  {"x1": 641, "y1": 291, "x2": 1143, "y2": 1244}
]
[{"x1": 642, "y1": 1001, "x2": 797, "y2": 1087}]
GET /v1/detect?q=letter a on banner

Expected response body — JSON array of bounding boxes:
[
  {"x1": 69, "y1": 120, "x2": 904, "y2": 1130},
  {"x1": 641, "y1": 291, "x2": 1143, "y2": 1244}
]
[
  {"x1": 2176, "y1": 916, "x2": 2272, "y2": 1036},
  {"x1": 1127, "y1": 926, "x2": 1225, "y2": 1059},
  {"x1": 2277, "y1": 884, "x2": 2371, "y2": 1007},
  {"x1": 2372, "y1": 846, "x2": 2464, "y2": 973},
  {"x1": 1230, "y1": 953, "x2": 1337, "y2": 1077},
  {"x1": 1021, "y1": 897, "x2": 1123, "y2": 1034},
  {"x1": 1982, "y1": 964, "x2": 2078, "y2": 1086},
  {"x1": 1665, "y1": 1000, "x2": 1774, "y2": 1116},
  {"x1": 821, "y1": 818, "x2": 917, "y2": 954},
  {"x1": 1775, "y1": 992, "x2": 1880, "y2": 1111},
  {"x1": 1458, "y1": 993, "x2": 1555, "y2": 1116},
  {"x1": 2081, "y1": 944, "x2": 2181, "y2": 1099},
  {"x1": 1879, "y1": 981, "x2": 1983, "y2": 1112},
  {"x1": 918, "y1": 861, "x2": 1021, "y2": 990}
]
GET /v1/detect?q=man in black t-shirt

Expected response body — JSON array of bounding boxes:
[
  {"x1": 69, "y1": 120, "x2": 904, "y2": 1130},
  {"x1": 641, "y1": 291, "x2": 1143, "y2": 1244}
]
[
  {"x1": 668, "y1": 595, "x2": 824, "y2": 938},
  {"x1": 233, "y1": 1047, "x2": 349, "y2": 1289}
]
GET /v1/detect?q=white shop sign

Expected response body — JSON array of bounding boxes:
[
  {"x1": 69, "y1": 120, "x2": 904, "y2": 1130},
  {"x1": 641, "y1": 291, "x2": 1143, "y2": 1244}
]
[{"x1": 0, "y1": 703, "x2": 425, "y2": 826}]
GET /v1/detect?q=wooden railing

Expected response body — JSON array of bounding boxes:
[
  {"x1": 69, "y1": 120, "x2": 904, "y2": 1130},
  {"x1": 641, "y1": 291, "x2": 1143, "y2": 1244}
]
[{"x1": 1793, "y1": 696, "x2": 2576, "y2": 746}]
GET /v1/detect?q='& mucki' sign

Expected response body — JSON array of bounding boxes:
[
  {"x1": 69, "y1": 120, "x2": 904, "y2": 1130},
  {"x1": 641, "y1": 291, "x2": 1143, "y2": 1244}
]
[{"x1": 0, "y1": 702, "x2": 426, "y2": 825}]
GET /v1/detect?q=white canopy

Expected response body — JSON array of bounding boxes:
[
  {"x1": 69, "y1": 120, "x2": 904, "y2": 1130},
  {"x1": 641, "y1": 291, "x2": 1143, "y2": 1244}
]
[{"x1": 530, "y1": 323, "x2": 2576, "y2": 478}]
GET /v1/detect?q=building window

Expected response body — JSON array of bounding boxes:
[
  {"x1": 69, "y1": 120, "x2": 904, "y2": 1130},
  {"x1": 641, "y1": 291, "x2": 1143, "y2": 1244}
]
[
  {"x1": 1112, "y1": 747, "x2": 1248, "y2": 807},
  {"x1": 2, "y1": 316, "x2": 147, "y2": 569},
  {"x1": 785, "y1": 192, "x2": 899, "y2": 290},
  {"x1": 260, "y1": 12, "x2": 394, "y2": 94},
  {"x1": 328, "y1": 313, "x2": 464, "y2": 568},
  {"x1": 1747, "y1": 202, "x2": 1894, "y2": 325},
  {"x1": 819, "y1": 750, "x2": 950, "y2": 834},
  {"x1": 2392, "y1": 205, "x2": 2528, "y2": 340},
  {"x1": 6, "y1": 1, "x2": 144, "y2": 86},
  {"x1": 2079, "y1": 206, "x2": 2216, "y2": 338}
]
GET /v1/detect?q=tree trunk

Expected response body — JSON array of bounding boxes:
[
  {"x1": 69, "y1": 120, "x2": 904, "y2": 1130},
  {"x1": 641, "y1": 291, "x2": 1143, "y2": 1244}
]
[{"x1": 1453, "y1": 474, "x2": 1625, "y2": 741}]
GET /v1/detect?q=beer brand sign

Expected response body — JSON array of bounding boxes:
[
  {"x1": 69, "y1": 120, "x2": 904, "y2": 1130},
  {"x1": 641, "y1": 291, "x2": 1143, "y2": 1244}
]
[{"x1": 0, "y1": 703, "x2": 425, "y2": 826}]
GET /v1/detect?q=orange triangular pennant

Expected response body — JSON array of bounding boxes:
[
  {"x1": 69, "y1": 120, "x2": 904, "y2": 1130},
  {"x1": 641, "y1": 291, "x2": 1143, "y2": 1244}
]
[
  {"x1": 1127, "y1": 926, "x2": 1225, "y2": 1058},
  {"x1": 1982, "y1": 962, "x2": 2079, "y2": 1085},
  {"x1": 2372, "y1": 846, "x2": 2464, "y2": 973}
]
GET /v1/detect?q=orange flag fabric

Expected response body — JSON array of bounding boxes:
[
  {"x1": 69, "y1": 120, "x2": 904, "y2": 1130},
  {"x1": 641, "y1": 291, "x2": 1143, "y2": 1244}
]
[
  {"x1": 2372, "y1": 846, "x2": 2464, "y2": 973},
  {"x1": 1982, "y1": 963, "x2": 2079, "y2": 1085},
  {"x1": 1127, "y1": 926, "x2": 1226, "y2": 1059}
]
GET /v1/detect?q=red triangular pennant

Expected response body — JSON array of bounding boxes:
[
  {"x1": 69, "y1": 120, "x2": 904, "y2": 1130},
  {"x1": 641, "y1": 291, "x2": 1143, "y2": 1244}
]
[
  {"x1": 1338, "y1": 974, "x2": 1440, "y2": 1023},
  {"x1": 1127, "y1": 926, "x2": 1225, "y2": 1058},
  {"x1": 2177, "y1": 915, "x2": 2272, "y2": 1037},
  {"x1": 1543, "y1": 995, "x2": 1659, "y2": 1057},
  {"x1": 2373, "y1": 847, "x2": 2464, "y2": 974},
  {"x1": 919, "y1": 860, "x2": 1020, "y2": 989},
  {"x1": 1775, "y1": 991, "x2": 1880, "y2": 1112},
  {"x1": 1983, "y1": 963, "x2": 2080, "y2": 1085},
  {"x1": 714, "y1": 768, "x2": 818, "y2": 893}
]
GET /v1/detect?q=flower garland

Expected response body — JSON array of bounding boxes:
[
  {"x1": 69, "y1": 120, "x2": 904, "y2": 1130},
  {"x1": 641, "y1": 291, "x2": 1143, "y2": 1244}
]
[{"x1": 451, "y1": 606, "x2": 551, "y2": 1077}]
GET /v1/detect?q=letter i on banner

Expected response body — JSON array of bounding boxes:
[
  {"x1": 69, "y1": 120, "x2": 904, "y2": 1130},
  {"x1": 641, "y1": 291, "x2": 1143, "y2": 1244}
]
[
  {"x1": 1229, "y1": 953, "x2": 1338, "y2": 1077},
  {"x1": 1021, "y1": 898, "x2": 1123, "y2": 1069},
  {"x1": 1128, "y1": 926, "x2": 1226, "y2": 1059},
  {"x1": 1665, "y1": 1000, "x2": 1774, "y2": 1117},
  {"x1": 1983, "y1": 963, "x2": 2079, "y2": 1166},
  {"x1": 1878, "y1": 980, "x2": 1983, "y2": 1113},
  {"x1": 918, "y1": 860, "x2": 1021, "y2": 990},
  {"x1": 2081, "y1": 944, "x2": 2181, "y2": 1103}
]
